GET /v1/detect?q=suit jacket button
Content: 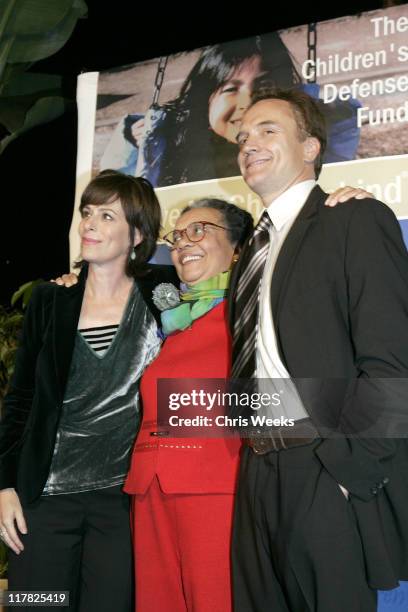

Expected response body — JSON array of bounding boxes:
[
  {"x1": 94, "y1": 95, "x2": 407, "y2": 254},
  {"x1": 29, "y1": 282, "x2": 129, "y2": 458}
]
[
  {"x1": 370, "y1": 486, "x2": 378, "y2": 495},
  {"x1": 382, "y1": 477, "x2": 389, "y2": 485}
]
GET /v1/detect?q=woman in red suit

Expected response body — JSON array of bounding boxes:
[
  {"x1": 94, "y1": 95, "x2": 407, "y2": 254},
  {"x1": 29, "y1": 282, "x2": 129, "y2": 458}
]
[{"x1": 124, "y1": 199, "x2": 253, "y2": 612}]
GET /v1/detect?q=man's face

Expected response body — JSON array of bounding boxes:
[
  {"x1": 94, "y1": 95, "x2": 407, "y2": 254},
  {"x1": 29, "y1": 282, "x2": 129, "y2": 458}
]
[{"x1": 237, "y1": 99, "x2": 319, "y2": 203}]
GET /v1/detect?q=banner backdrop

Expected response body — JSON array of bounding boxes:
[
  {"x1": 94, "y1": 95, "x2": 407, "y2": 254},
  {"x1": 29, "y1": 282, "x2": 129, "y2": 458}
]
[
  {"x1": 71, "y1": 6, "x2": 408, "y2": 607},
  {"x1": 71, "y1": 4, "x2": 408, "y2": 261}
]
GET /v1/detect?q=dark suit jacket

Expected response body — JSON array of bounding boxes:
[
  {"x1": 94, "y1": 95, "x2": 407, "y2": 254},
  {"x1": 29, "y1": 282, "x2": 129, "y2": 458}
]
[
  {"x1": 0, "y1": 264, "x2": 179, "y2": 505},
  {"x1": 229, "y1": 184, "x2": 408, "y2": 587}
]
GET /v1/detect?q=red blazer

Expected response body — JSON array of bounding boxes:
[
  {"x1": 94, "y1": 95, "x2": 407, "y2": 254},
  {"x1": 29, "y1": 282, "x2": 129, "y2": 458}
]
[{"x1": 124, "y1": 301, "x2": 242, "y2": 495}]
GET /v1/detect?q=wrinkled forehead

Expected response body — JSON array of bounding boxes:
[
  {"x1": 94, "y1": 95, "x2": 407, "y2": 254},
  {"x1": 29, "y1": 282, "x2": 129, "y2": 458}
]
[
  {"x1": 175, "y1": 207, "x2": 223, "y2": 229},
  {"x1": 240, "y1": 99, "x2": 295, "y2": 130}
]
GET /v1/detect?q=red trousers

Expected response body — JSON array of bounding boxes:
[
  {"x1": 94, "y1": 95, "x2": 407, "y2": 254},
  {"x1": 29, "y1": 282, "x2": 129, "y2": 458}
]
[{"x1": 131, "y1": 476, "x2": 235, "y2": 612}]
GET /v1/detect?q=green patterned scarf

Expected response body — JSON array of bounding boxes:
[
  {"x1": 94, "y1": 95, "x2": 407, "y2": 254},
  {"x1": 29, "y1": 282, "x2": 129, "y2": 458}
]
[{"x1": 161, "y1": 271, "x2": 230, "y2": 335}]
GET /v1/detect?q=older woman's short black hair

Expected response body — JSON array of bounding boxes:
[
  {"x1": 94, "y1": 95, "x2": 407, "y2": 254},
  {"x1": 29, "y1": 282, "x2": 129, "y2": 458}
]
[
  {"x1": 181, "y1": 198, "x2": 254, "y2": 249},
  {"x1": 76, "y1": 170, "x2": 161, "y2": 276}
]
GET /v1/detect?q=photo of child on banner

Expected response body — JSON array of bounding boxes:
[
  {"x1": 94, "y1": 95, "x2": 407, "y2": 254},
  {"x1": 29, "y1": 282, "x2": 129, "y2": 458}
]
[{"x1": 100, "y1": 32, "x2": 360, "y2": 186}]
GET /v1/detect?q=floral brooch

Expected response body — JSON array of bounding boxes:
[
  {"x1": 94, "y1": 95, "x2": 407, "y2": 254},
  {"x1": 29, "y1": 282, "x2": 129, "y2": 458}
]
[{"x1": 152, "y1": 283, "x2": 180, "y2": 312}]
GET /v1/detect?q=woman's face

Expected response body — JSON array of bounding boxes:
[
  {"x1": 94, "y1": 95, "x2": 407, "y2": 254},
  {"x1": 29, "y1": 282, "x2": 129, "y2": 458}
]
[
  {"x1": 78, "y1": 199, "x2": 142, "y2": 269},
  {"x1": 208, "y1": 56, "x2": 262, "y2": 144},
  {"x1": 170, "y1": 207, "x2": 235, "y2": 285}
]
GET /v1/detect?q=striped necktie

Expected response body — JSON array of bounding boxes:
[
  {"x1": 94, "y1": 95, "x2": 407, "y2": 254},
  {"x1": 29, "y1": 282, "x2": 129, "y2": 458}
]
[{"x1": 232, "y1": 211, "x2": 272, "y2": 379}]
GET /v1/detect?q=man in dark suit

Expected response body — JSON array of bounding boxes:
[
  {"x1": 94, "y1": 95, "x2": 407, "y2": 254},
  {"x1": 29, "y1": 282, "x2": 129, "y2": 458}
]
[{"x1": 229, "y1": 88, "x2": 408, "y2": 611}]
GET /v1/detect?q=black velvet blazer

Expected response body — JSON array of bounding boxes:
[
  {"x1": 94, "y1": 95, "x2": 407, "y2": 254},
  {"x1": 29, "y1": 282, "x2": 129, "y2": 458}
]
[{"x1": 0, "y1": 264, "x2": 178, "y2": 504}]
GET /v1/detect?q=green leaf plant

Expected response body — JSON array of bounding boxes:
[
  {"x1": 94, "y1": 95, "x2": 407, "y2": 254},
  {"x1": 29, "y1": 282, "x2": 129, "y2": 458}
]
[
  {"x1": 0, "y1": 278, "x2": 43, "y2": 578},
  {"x1": 1, "y1": 278, "x2": 43, "y2": 403},
  {"x1": 0, "y1": 0, "x2": 87, "y2": 153}
]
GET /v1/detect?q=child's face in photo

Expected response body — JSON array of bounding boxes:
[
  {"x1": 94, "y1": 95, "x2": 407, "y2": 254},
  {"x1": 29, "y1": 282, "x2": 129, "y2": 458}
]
[{"x1": 208, "y1": 56, "x2": 262, "y2": 144}]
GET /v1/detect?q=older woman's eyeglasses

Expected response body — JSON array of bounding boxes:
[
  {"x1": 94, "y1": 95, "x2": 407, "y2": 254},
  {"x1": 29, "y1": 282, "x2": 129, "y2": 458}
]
[{"x1": 163, "y1": 221, "x2": 228, "y2": 248}]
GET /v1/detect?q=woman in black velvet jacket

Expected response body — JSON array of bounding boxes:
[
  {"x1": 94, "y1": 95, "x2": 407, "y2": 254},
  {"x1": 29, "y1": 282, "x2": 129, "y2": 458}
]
[{"x1": 0, "y1": 170, "x2": 175, "y2": 612}]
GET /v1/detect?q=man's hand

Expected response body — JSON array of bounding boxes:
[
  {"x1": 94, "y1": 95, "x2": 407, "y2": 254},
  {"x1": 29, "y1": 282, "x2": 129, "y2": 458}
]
[
  {"x1": 52, "y1": 273, "x2": 79, "y2": 287},
  {"x1": 0, "y1": 488, "x2": 27, "y2": 554},
  {"x1": 325, "y1": 187, "x2": 374, "y2": 207}
]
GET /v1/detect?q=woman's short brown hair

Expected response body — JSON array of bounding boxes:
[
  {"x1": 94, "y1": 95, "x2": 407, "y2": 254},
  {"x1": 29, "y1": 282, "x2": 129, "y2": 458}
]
[{"x1": 76, "y1": 170, "x2": 161, "y2": 276}]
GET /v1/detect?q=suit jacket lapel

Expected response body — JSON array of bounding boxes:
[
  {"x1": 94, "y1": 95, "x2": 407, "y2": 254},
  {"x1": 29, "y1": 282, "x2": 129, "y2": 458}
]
[
  {"x1": 52, "y1": 270, "x2": 86, "y2": 402},
  {"x1": 228, "y1": 184, "x2": 326, "y2": 355},
  {"x1": 271, "y1": 185, "x2": 324, "y2": 355}
]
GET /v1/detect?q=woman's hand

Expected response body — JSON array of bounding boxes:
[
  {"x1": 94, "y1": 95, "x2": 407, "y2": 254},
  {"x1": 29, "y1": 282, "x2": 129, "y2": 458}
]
[
  {"x1": 325, "y1": 186, "x2": 374, "y2": 207},
  {"x1": 52, "y1": 273, "x2": 79, "y2": 287},
  {"x1": 0, "y1": 488, "x2": 27, "y2": 554}
]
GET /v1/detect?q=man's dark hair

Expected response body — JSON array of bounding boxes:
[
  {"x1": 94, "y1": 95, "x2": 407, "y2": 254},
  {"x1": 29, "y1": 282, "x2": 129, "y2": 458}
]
[
  {"x1": 76, "y1": 170, "x2": 161, "y2": 276},
  {"x1": 181, "y1": 198, "x2": 254, "y2": 249},
  {"x1": 251, "y1": 86, "x2": 327, "y2": 178}
]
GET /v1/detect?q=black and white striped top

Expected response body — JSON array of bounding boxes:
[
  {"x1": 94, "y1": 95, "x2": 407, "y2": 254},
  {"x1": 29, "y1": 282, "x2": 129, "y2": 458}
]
[{"x1": 79, "y1": 324, "x2": 119, "y2": 356}]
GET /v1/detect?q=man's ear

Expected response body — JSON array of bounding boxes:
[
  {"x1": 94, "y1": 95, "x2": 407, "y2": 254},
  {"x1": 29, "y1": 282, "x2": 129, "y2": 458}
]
[{"x1": 303, "y1": 136, "x2": 320, "y2": 164}]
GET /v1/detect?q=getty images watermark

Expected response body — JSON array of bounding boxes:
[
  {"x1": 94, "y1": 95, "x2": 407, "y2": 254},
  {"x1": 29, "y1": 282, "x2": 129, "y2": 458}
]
[
  {"x1": 157, "y1": 378, "x2": 309, "y2": 438},
  {"x1": 167, "y1": 386, "x2": 293, "y2": 429},
  {"x1": 156, "y1": 378, "x2": 408, "y2": 439}
]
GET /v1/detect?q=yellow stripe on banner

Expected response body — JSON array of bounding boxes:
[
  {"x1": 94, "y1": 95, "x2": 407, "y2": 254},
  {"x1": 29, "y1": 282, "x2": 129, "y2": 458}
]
[{"x1": 155, "y1": 154, "x2": 408, "y2": 239}]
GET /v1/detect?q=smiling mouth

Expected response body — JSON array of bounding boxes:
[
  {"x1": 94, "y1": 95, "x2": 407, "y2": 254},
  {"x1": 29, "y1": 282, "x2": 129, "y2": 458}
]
[
  {"x1": 245, "y1": 158, "x2": 270, "y2": 170},
  {"x1": 180, "y1": 254, "x2": 203, "y2": 265}
]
